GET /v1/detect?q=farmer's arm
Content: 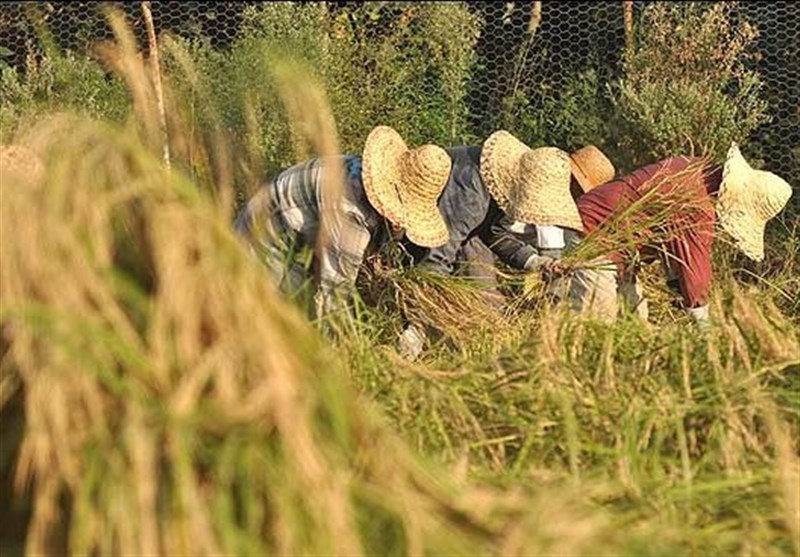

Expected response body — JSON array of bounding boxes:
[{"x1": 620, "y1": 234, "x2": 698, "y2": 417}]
[
  {"x1": 479, "y1": 208, "x2": 537, "y2": 270},
  {"x1": 666, "y1": 222, "x2": 714, "y2": 326},
  {"x1": 480, "y1": 207, "x2": 565, "y2": 271},
  {"x1": 315, "y1": 203, "x2": 374, "y2": 320}
]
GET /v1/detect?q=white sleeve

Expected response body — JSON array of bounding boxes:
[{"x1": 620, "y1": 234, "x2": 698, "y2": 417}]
[
  {"x1": 536, "y1": 225, "x2": 565, "y2": 250},
  {"x1": 507, "y1": 220, "x2": 535, "y2": 234}
]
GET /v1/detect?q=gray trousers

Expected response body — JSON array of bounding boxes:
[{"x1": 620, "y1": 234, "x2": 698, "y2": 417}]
[
  {"x1": 565, "y1": 231, "x2": 648, "y2": 322},
  {"x1": 568, "y1": 258, "x2": 648, "y2": 322}
]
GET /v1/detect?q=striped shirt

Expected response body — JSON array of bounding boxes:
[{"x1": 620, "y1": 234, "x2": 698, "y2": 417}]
[{"x1": 234, "y1": 156, "x2": 386, "y2": 316}]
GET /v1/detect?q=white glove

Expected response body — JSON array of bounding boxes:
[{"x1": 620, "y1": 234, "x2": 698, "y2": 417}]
[
  {"x1": 397, "y1": 324, "x2": 426, "y2": 361},
  {"x1": 523, "y1": 254, "x2": 555, "y2": 272},
  {"x1": 686, "y1": 305, "x2": 710, "y2": 330}
]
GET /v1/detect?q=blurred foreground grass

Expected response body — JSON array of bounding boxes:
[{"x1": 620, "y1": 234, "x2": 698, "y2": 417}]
[{"x1": 1, "y1": 8, "x2": 799, "y2": 557}]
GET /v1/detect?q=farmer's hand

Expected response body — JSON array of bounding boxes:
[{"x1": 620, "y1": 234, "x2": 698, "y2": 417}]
[
  {"x1": 397, "y1": 324, "x2": 426, "y2": 361},
  {"x1": 686, "y1": 305, "x2": 711, "y2": 331},
  {"x1": 539, "y1": 258, "x2": 569, "y2": 282},
  {"x1": 523, "y1": 254, "x2": 555, "y2": 272}
]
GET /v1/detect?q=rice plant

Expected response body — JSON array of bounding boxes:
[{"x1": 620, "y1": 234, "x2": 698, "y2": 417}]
[{"x1": 1, "y1": 6, "x2": 798, "y2": 557}]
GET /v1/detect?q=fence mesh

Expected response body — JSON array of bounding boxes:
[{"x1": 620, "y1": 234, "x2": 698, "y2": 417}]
[{"x1": 1, "y1": 1, "x2": 798, "y2": 201}]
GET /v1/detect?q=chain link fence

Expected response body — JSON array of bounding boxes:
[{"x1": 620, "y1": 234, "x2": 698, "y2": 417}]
[{"x1": 1, "y1": 1, "x2": 798, "y2": 204}]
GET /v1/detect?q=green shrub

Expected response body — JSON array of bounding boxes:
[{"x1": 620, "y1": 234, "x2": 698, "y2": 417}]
[
  {"x1": 0, "y1": 48, "x2": 129, "y2": 136},
  {"x1": 167, "y1": 2, "x2": 480, "y2": 192},
  {"x1": 501, "y1": 68, "x2": 611, "y2": 151},
  {"x1": 609, "y1": 2, "x2": 769, "y2": 170}
]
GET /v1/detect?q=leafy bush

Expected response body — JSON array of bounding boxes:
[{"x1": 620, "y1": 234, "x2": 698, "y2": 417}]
[
  {"x1": 0, "y1": 47, "x2": 129, "y2": 136},
  {"x1": 166, "y1": 2, "x2": 480, "y2": 194},
  {"x1": 500, "y1": 68, "x2": 611, "y2": 151},
  {"x1": 609, "y1": 2, "x2": 769, "y2": 169}
]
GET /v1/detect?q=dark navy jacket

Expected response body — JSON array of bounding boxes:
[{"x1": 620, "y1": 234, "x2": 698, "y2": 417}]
[{"x1": 406, "y1": 145, "x2": 541, "y2": 274}]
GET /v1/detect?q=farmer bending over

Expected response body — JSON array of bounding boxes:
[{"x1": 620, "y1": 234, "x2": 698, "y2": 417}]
[
  {"x1": 234, "y1": 125, "x2": 451, "y2": 320},
  {"x1": 559, "y1": 143, "x2": 792, "y2": 328},
  {"x1": 398, "y1": 130, "x2": 614, "y2": 358}
]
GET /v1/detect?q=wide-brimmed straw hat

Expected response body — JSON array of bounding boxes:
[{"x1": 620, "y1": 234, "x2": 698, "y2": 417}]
[
  {"x1": 361, "y1": 126, "x2": 451, "y2": 248},
  {"x1": 1, "y1": 144, "x2": 45, "y2": 187},
  {"x1": 717, "y1": 143, "x2": 792, "y2": 261},
  {"x1": 480, "y1": 130, "x2": 583, "y2": 231},
  {"x1": 569, "y1": 144, "x2": 615, "y2": 193}
]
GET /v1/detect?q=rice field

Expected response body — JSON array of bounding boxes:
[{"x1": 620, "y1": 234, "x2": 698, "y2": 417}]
[{"x1": 1, "y1": 9, "x2": 798, "y2": 557}]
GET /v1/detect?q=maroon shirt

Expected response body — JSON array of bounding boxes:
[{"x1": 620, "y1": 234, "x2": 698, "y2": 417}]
[{"x1": 576, "y1": 156, "x2": 723, "y2": 308}]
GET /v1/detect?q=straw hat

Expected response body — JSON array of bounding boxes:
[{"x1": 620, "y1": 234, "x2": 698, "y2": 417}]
[
  {"x1": 480, "y1": 130, "x2": 583, "y2": 230},
  {"x1": 717, "y1": 143, "x2": 792, "y2": 261},
  {"x1": 569, "y1": 144, "x2": 615, "y2": 193},
  {"x1": 361, "y1": 126, "x2": 451, "y2": 248},
  {"x1": 1, "y1": 144, "x2": 45, "y2": 187}
]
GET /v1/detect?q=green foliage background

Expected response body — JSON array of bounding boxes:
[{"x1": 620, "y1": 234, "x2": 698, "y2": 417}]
[{"x1": 3, "y1": 2, "x2": 796, "y2": 187}]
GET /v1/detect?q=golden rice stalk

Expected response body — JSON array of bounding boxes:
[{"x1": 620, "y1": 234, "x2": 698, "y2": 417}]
[
  {"x1": 156, "y1": 34, "x2": 236, "y2": 220},
  {"x1": 0, "y1": 13, "x2": 514, "y2": 555},
  {"x1": 93, "y1": 8, "x2": 161, "y2": 154},
  {"x1": 0, "y1": 144, "x2": 46, "y2": 187},
  {"x1": 748, "y1": 386, "x2": 800, "y2": 557},
  {"x1": 561, "y1": 158, "x2": 716, "y2": 272},
  {"x1": 0, "y1": 110, "x2": 615, "y2": 557},
  {"x1": 267, "y1": 53, "x2": 345, "y2": 271},
  {"x1": 364, "y1": 260, "x2": 522, "y2": 348},
  {"x1": 716, "y1": 287, "x2": 800, "y2": 555},
  {"x1": 0, "y1": 14, "x2": 354, "y2": 549},
  {"x1": 140, "y1": 1, "x2": 171, "y2": 168},
  {"x1": 96, "y1": 8, "x2": 238, "y2": 218},
  {"x1": 0, "y1": 112, "x2": 356, "y2": 555}
]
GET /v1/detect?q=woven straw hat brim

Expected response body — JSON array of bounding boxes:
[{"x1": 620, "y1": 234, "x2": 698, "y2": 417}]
[
  {"x1": 717, "y1": 209, "x2": 765, "y2": 261},
  {"x1": 570, "y1": 159, "x2": 596, "y2": 194},
  {"x1": 480, "y1": 131, "x2": 584, "y2": 231},
  {"x1": 718, "y1": 143, "x2": 792, "y2": 262},
  {"x1": 362, "y1": 127, "x2": 407, "y2": 227},
  {"x1": 480, "y1": 130, "x2": 528, "y2": 213},
  {"x1": 404, "y1": 205, "x2": 450, "y2": 248},
  {"x1": 362, "y1": 126, "x2": 451, "y2": 248},
  {"x1": 569, "y1": 145, "x2": 615, "y2": 193},
  {"x1": 396, "y1": 143, "x2": 451, "y2": 248},
  {"x1": 506, "y1": 162, "x2": 584, "y2": 230}
]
